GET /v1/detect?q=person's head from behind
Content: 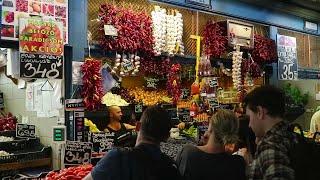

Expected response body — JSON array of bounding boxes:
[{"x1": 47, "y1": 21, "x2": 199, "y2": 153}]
[
  {"x1": 138, "y1": 105, "x2": 172, "y2": 144},
  {"x1": 244, "y1": 85, "x2": 285, "y2": 137},
  {"x1": 205, "y1": 109, "x2": 239, "y2": 147},
  {"x1": 108, "y1": 105, "x2": 123, "y2": 122}
]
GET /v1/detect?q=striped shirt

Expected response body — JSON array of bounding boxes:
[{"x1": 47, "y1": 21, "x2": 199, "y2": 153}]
[{"x1": 248, "y1": 121, "x2": 296, "y2": 180}]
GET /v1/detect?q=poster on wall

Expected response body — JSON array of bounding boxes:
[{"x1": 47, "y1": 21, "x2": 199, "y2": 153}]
[
  {"x1": 19, "y1": 18, "x2": 63, "y2": 79},
  {"x1": 277, "y1": 34, "x2": 298, "y2": 80},
  {"x1": 1, "y1": 0, "x2": 68, "y2": 43}
]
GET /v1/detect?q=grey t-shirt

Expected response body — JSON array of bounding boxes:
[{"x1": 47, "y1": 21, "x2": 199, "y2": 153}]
[{"x1": 176, "y1": 144, "x2": 246, "y2": 180}]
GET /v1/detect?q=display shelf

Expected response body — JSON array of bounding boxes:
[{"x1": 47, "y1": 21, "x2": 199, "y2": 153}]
[{"x1": 0, "y1": 158, "x2": 51, "y2": 172}]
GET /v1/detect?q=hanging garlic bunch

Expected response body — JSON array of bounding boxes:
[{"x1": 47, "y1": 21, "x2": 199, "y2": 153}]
[
  {"x1": 151, "y1": 6, "x2": 167, "y2": 55},
  {"x1": 165, "y1": 13, "x2": 177, "y2": 55},
  {"x1": 112, "y1": 53, "x2": 140, "y2": 77},
  {"x1": 174, "y1": 11, "x2": 184, "y2": 55},
  {"x1": 232, "y1": 47, "x2": 243, "y2": 91}
]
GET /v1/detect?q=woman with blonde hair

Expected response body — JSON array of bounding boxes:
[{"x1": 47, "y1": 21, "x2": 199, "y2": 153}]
[{"x1": 176, "y1": 109, "x2": 246, "y2": 180}]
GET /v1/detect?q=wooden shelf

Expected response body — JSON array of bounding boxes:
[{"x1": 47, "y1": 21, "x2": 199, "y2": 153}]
[{"x1": 0, "y1": 158, "x2": 51, "y2": 171}]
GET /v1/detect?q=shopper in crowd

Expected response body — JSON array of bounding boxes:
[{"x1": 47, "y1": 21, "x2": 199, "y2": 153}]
[
  {"x1": 176, "y1": 109, "x2": 246, "y2": 180},
  {"x1": 309, "y1": 106, "x2": 320, "y2": 133},
  {"x1": 84, "y1": 105, "x2": 181, "y2": 180},
  {"x1": 104, "y1": 105, "x2": 135, "y2": 137},
  {"x1": 244, "y1": 85, "x2": 297, "y2": 179}
]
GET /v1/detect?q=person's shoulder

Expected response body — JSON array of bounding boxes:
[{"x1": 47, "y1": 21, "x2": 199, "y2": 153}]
[{"x1": 230, "y1": 154, "x2": 246, "y2": 165}]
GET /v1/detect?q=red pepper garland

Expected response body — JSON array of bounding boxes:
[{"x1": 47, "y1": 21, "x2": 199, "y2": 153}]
[
  {"x1": 98, "y1": 4, "x2": 154, "y2": 54},
  {"x1": 166, "y1": 64, "x2": 182, "y2": 104},
  {"x1": 203, "y1": 21, "x2": 228, "y2": 58},
  {"x1": 81, "y1": 59, "x2": 104, "y2": 111},
  {"x1": 252, "y1": 35, "x2": 278, "y2": 64},
  {"x1": 140, "y1": 56, "x2": 171, "y2": 76}
]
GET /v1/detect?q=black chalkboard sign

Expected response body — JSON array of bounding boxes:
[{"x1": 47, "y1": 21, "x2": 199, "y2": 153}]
[
  {"x1": 89, "y1": 132, "x2": 115, "y2": 153},
  {"x1": 74, "y1": 111, "x2": 85, "y2": 142},
  {"x1": 20, "y1": 53, "x2": 63, "y2": 79},
  {"x1": 180, "y1": 88, "x2": 190, "y2": 99},
  {"x1": 16, "y1": 123, "x2": 36, "y2": 139},
  {"x1": 135, "y1": 104, "x2": 143, "y2": 113},
  {"x1": 178, "y1": 108, "x2": 191, "y2": 122},
  {"x1": 208, "y1": 98, "x2": 219, "y2": 108},
  {"x1": 197, "y1": 121, "x2": 209, "y2": 140},
  {"x1": 64, "y1": 141, "x2": 93, "y2": 166}
]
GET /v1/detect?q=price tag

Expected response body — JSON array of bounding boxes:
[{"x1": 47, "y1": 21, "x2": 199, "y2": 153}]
[
  {"x1": 64, "y1": 141, "x2": 93, "y2": 166},
  {"x1": 65, "y1": 99, "x2": 85, "y2": 111},
  {"x1": 104, "y1": 25, "x2": 118, "y2": 36},
  {"x1": 180, "y1": 88, "x2": 190, "y2": 99},
  {"x1": 208, "y1": 98, "x2": 219, "y2": 108},
  {"x1": 74, "y1": 111, "x2": 85, "y2": 142},
  {"x1": 89, "y1": 132, "x2": 115, "y2": 153},
  {"x1": 135, "y1": 104, "x2": 143, "y2": 113},
  {"x1": 19, "y1": 53, "x2": 63, "y2": 79},
  {"x1": 208, "y1": 78, "x2": 218, "y2": 87},
  {"x1": 277, "y1": 35, "x2": 298, "y2": 80},
  {"x1": 145, "y1": 77, "x2": 159, "y2": 89},
  {"x1": 178, "y1": 108, "x2": 191, "y2": 122},
  {"x1": 122, "y1": 59, "x2": 134, "y2": 72},
  {"x1": 16, "y1": 123, "x2": 36, "y2": 139}
]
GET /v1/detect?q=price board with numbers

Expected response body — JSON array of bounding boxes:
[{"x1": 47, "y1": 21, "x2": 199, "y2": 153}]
[
  {"x1": 277, "y1": 35, "x2": 298, "y2": 80},
  {"x1": 178, "y1": 108, "x2": 191, "y2": 122},
  {"x1": 135, "y1": 104, "x2": 143, "y2": 113},
  {"x1": 16, "y1": 123, "x2": 36, "y2": 139},
  {"x1": 64, "y1": 141, "x2": 93, "y2": 166},
  {"x1": 89, "y1": 132, "x2": 115, "y2": 153}
]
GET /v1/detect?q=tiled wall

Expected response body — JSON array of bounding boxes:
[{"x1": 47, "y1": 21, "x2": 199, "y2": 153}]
[{"x1": 0, "y1": 71, "x2": 63, "y2": 169}]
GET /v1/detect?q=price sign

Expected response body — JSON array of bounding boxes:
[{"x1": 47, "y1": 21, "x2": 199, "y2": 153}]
[
  {"x1": 277, "y1": 35, "x2": 298, "y2": 80},
  {"x1": 74, "y1": 111, "x2": 85, "y2": 142},
  {"x1": 180, "y1": 88, "x2": 190, "y2": 99},
  {"x1": 208, "y1": 78, "x2": 218, "y2": 87},
  {"x1": 20, "y1": 53, "x2": 63, "y2": 79},
  {"x1": 122, "y1": 59, "x2": 134, "y2": 73},
  {"x1": 104, "y1": 25, "x2": 118, "y2": 36},
  {"x1": 135, "y1": 104, "x2": 143, "y2": 113},
  {"x1": 64, "y1": 141, "x2": 93, "y2": 166},
  {"x1": 16, "y1": 123, "x2": 36, "y2": 139},
  {"x1": 89, "y1": 132, "x2": 115, "y2": 153},
  {"x1": 197, "y1": 121, "x2": 209, "y2": 141},
  {"x1": 145, "y1": 77, "x2": 159, "y2": 89},
  {"x1": 178, "y1": 108, "x2": 191, "y2": 122},
  {"x1": 65, "y1": 99, "x2": 85, "y2": 111},
  {"x1": 208, "y1": 98, "x2": 219, "y2": 108}
]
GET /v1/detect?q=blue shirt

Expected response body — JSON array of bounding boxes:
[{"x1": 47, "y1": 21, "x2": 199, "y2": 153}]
[{"x1": 91, "y1": 144, "x2": 161, "y2": 180}]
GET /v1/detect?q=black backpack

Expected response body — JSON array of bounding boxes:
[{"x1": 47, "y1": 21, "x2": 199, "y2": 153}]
[
  {"x1": 119, "y1": 146, "x2": 182, "y2": 180},
  {"x1": 288, "y1": 124, "x2": 320, "y2": 180}
]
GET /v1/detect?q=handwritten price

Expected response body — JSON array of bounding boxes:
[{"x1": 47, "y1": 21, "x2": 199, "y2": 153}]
[
  {"x1": 23, "y1": 62, "x2": 60, "y2": 79},
  {"x1": 65, "y1": 151, "x2": 91, "y2": 164}
]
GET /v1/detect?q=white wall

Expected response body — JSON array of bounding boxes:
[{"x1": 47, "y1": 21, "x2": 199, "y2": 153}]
[{"x1": 0, "y1": 70, "x2": 63, "y2": 169}]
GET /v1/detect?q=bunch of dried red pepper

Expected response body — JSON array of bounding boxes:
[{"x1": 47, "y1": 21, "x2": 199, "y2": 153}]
[
  {"x1": 81, "y1": 59, "x2": 104, "y2": 111},
  {"x1": 252, "y1": 35, "x2": 278, "y2": 64},
  {"x1": 99, "y1": 4, "x2": 154, "y2": 54},
  {"x1": 166, "y1": 64, "x2": 182, "y2": 104},
  {"x1": 203, "y1": 21, "x2": 228, "y2": 58}
]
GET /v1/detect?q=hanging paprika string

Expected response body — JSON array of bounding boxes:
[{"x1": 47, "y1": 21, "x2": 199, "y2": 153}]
[{"x1": 81, "y1": 59, "x2": 104, "y2": 111}]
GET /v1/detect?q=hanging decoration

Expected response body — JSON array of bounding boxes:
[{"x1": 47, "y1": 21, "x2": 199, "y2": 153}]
[
  {"x1": 99, "y1": 4, "x2": 154, "y2": 54},
  {"x1": 203, "y1": 21, "x2": 228, "y2": 58},
  {"x1": 167, "y1": 64, "x2": 182, "y2": 104},
  {"x1": 81, "y1": 59, "x2": 104, "y2": 111},
  {"x1": 232, "y1": 46, "x2": 243, "y2": 91},
  {"x1": 252, "y1": 35, "x2": 278, "y2": 64},
  {"x1": 151, "y1": 6, "x2": 184, "y2": 56}
]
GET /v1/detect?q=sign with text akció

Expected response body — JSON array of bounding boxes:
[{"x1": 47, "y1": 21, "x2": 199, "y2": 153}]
[
  {"x1": 277, "y1": 35, "x2": 298, "y2": 80},
  {"x1": 19, "y1": 18, "x2": 63, "y2": 79}
]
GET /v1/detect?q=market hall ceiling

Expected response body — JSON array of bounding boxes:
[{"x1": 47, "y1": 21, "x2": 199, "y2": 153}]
[{"x1": 236, "y1": 0, "x2": 320, "y2": 22}]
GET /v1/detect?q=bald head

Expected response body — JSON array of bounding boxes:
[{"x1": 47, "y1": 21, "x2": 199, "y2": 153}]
[{"x1": 108, "y1": 106, "x2": 123, "y2": 122}]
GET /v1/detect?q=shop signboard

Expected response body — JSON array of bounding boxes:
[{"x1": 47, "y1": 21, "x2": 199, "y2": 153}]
[
  {"x1": 277, "y1": 34, "x2": 298, "y2": 80},
  {"x1": 88, "y1": 132, "x2": 115, "y2": 153},
  {"x1": 19, "y1": 18, "x2": 64, "y2": 79},
  {"x1": 74, "y1": 111, "x2": 84, "y2": 142},
  {"x1": 64, "y1": 141, "x2": 92, "y2": 166},
  {"x1": 65, "y1": 98, "x2": 85, "y2": 111},
  {"x1": 1, "y1": 0, "x2": 68, "y2": 43},
  {"x1": 16, "y1": 123, "x2": 36, "y2": 139}
]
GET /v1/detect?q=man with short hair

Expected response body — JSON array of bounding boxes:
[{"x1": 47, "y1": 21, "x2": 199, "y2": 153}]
[
  {"x1": 244, "y1": 85, "x2": 296, "y2": 180},
  {"x1": 84, "y1": 105, "x2": 181, "y2": 180}
]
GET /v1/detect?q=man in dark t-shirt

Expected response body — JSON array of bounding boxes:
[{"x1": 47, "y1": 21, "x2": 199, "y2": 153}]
[{"x1": 84, "y1": 105, "x2": 181, "y2": 180}]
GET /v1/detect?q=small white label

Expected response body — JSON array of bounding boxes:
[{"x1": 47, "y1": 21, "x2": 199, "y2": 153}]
[
  {"x1": 316, "y1": 93, "x2": 320, "y2": 101},
  {"x1": 104, "y1": 25, "x2": 118, "y2": 36},
  {"x1": 305, "y1": 21, "x2": 318, "y2": 31}
]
